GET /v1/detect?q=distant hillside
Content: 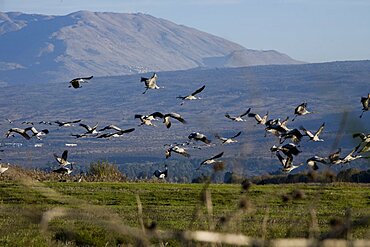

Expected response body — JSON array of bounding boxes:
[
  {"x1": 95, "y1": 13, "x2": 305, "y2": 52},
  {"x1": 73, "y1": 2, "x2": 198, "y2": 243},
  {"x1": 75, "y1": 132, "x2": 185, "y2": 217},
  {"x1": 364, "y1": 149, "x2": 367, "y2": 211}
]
[
  {"x1": 0, "y1": 11, "x2": 302, "y2": 85},
  {"x1": 0, "y1": 60, "x2": 369, "y2": 181}
]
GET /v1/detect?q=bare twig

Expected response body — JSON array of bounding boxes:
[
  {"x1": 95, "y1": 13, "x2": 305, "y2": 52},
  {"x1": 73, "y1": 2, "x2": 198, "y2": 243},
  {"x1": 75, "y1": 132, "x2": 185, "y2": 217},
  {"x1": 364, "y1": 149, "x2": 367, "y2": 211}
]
[
  {"x1": 309, "y1": 208, "x2": 319, "y2": 240},
  {"x1": 40, "y1": 207, "x2": 67, "y2": 232},
  {"x1": 345, "y1": 208, "x2": 352, "y2": 241},
  {"x1": 261, "y1": 207, "x2": 270, "y2": 244},
  {"x1": 188, "y1": 180, "x2": 210, "y2": 230},
  {"x1": 205, "y1": 188, "x2": 215, "y2": 231},
  {"x1": 136, "y1": 194, "x2": 145, "y2": 233},
  {"x1": 331, "y1": 111, "x2": 348, "y2": 152}
]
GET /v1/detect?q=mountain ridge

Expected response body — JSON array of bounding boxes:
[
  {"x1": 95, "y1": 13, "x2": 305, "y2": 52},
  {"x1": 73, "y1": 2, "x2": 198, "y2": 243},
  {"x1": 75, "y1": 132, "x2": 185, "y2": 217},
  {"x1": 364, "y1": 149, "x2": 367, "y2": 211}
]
[{"x1": 0, "y1": 10, "x2": 302, "y2": 84}]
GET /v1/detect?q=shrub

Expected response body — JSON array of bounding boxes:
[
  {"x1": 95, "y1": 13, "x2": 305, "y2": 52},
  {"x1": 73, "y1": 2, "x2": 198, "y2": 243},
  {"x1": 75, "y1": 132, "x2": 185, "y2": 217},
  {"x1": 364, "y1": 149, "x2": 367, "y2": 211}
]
[
  {"x1": 192, "y1": 174, "x2": 210, "y2": 183},
  {"x1": 87, "y1": 161, "x2": 126, "y2": 182}
]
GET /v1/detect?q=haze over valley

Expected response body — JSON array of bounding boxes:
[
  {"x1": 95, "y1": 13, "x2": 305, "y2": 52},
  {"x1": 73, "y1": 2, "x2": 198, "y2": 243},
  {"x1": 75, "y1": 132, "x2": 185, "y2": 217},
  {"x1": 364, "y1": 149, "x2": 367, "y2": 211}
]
[{"x1": 1, "y1": 60, "x2": 369, "y2": 181}]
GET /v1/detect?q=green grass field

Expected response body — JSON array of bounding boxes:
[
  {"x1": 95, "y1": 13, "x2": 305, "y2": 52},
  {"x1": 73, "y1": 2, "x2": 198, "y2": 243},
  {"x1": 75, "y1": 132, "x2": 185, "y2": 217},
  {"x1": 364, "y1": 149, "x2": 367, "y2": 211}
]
[{"x1": 0, "y1": 178, "x2": 369, "y2": 246}]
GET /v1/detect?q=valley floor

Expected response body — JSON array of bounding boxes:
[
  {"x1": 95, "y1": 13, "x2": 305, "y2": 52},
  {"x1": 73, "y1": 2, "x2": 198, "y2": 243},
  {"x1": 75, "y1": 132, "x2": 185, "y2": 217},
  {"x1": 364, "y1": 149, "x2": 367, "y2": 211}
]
[{"x1": 0, "y1": 177, "x2": 369, "y2": 246}]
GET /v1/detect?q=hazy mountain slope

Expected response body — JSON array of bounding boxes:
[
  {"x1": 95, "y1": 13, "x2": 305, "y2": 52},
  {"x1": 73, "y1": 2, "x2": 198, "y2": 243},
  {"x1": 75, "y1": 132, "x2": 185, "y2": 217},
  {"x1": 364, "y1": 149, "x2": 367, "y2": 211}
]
[
  {"x1": 0, "y1": 11, "x2": 301, "y2": 84},
  {"x1": 0, "y1": 61, "x2": 369, "y2": 181}
]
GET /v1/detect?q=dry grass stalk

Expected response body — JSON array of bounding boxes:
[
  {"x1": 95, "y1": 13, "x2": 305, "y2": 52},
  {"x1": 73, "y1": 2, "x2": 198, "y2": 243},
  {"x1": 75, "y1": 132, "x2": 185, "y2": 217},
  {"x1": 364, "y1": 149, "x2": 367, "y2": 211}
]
[
  {"x1": 261, "y1": 207, "x2": 270, "y2": 244},
  {"x1": 205, "y1": 188, "x2": 215, "y2": 231},
  {"x1": 345, "y1": 208, "x2": 352, "y2": 241},
  {"x1": 309, "y1": 208, "x2": 319, "y2": 239},
  {"x1": 188, "y1": 181, "x2": 211, "y2": 230},
  {"x1": 136, "y1": 194, "x2": 145, "y2": 233}
]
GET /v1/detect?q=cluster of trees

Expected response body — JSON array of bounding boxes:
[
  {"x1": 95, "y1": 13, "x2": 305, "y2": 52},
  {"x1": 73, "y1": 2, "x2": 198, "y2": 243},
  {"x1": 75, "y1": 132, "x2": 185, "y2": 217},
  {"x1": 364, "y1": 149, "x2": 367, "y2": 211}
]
[
  {"x1": 81, "y1": 163, "x2": 370, "y2": 184},
  {"x1": 217, "y1": 169, "x2": 370, "y2": 184},
  {"x1": 4, "y1": 159, "x2": 370, "y2": 184}
]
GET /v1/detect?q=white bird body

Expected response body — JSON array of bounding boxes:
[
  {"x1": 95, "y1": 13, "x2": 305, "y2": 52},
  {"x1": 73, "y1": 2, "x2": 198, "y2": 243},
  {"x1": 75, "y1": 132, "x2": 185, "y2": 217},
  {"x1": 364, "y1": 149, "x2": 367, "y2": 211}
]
[
  {"x1": 141, "y1": 73, "x2": 160, "y2": 94},
  {"x1": 162, "y1": 112, "x2": 187, "y2": 128},
  {"x1": 55, "y1": 119, "x2": 81, "y2": 127},
  {"x1": 5, "y1": 128, "x2": 31, "y2": 140},
  {"x1": 137, "y1": 112, "x2": 186, "y2": 128},
  {"x1": 79, "y1": 123, "x2": 99, "y2": 135},
  {"x1": 184, "y1": 95, "x2": 197, "y2": 100},
  {"x1": 197, "y1": 152, "x2": 224, "y2": 170},
  {"x1": 353, "y1": 133, "x2": 370, "y2": 153},
  {"x1": 99, "y1": 124, "x2": 123, "y2": 132},
  {"x1": 139, "y1": 117, "x2": 155, "y2": 126},
  {"x1": 276, "y1": 151, "x2": 302, "y2": 173},
  {"x1": 340, "y1": 145, "x2": 363, "y2": 164},
  {"x1": 306, "y1": 148, "x2": 342, "y2": 170},
  {"x1": 225, "y1": 108, "x2": 251, "y2": 122},
  {"x1": 341, "y1": 153, "x2": 362, "y2": 164},
  {"x1": 306, "y1": 155, "x2": 329, "y2": 170},
  {"x1": 215, "y1": 131, "x2": 241, "y2": 144},
  {"x1": 221, "y1": 138, "x2": 237, "y2": 144},
  {"x1": 300, "y1": 122, "x2": 325, "y2": 142},
  {"x1": 270, "y1": 143, "x2": 301, "y2": 158},
  {"x1": 53, "y1": 165, "x2": 73, "y2": 175},
  {"x1": 165, "y1": 145, "x2": 190, "y2": 159},
  {"x1": 228, "y1": 116, "x2": 244, "y2": 122},
  {"x1": 188, "y1": 132, "x2": 211, "y2": 144},
  {"x1": 97, "y1": 128, "x2": 135, "y2": 139},
  {"x1": 153, "y1": 165, "x2": 168, "y2": 179},
  {"x1": 26, "y1": 126, "x2": 49, "y2": 140},
  {"x1": 295, "y1": 103, "x2": 310, "y2": 115},
  {"x1": 135, "y1": 112, "x2": 163, "y2": 126},
  {"x1": 202, "y1": 160, "x2": 216, "y2": 165},
  {"x1": 264, "y1": 120, "x2": 289, "y2": 137},
  {"x1": 178, "y1": 85, "x2": 205, "y2": 104},
  {"x1": 292, "y1": 102, "x2": 312, "y2": 121},
  {"x1": 353, "y1": 133, "x2": 370, "y2": 143},
  {"x1": 358, "y1": 143, "x2": 370, "y2": 153},
  {"x1": 54, "y1": 150, "x2": 71, "y2": 167},
  {"x1": 247, "y1": 111, "x2": 269, "y2": 125},
  {"x1": 0, "y1": 164, "x2": 9, "y2": 174},
  {"x1": 280, "y1": 128, "x2": 304, "y2": 144},
  {"x1": 327, "y1": 148, "x2": 342, "y2": 164},
  {"x1": 276, "y1": 116, "x2": 291, "y2": 132},
  {"x1": 282, "y1": 163, "x2": 302, "y2": 173},
  {"x1": 109, "y1": 133, "x2": 121, "y2": 138},
  {"x1": 58, "y1": 123, "x2": 72, "y2": 127},
  {"x1": 69, "y1": 76, "x2": 93, "y2": 89}
]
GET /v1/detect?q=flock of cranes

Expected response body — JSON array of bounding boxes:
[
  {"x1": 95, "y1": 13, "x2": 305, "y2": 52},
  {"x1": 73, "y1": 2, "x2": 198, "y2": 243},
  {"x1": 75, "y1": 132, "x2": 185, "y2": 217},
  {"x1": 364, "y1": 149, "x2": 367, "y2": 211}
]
[
  {"x1": 0, "y1": 73, "x2": 369, "y2": 180},
  {"x1": 235, "y1": 100, "x2": 369, "y2": 173}
]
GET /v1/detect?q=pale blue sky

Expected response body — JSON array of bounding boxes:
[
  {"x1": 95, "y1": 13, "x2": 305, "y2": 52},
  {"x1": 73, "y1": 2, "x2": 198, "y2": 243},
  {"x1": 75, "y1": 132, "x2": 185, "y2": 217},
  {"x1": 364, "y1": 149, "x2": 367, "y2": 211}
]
[{"x1": 1, "y1": 0, "x2": 369, "y2": 63}]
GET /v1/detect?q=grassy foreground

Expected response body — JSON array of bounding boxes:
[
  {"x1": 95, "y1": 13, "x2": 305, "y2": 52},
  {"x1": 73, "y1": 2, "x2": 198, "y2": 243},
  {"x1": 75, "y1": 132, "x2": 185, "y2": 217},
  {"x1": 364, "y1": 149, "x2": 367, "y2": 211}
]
[{"x1": 0, "y1": 178, "x2": 369, "y2": 246}]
